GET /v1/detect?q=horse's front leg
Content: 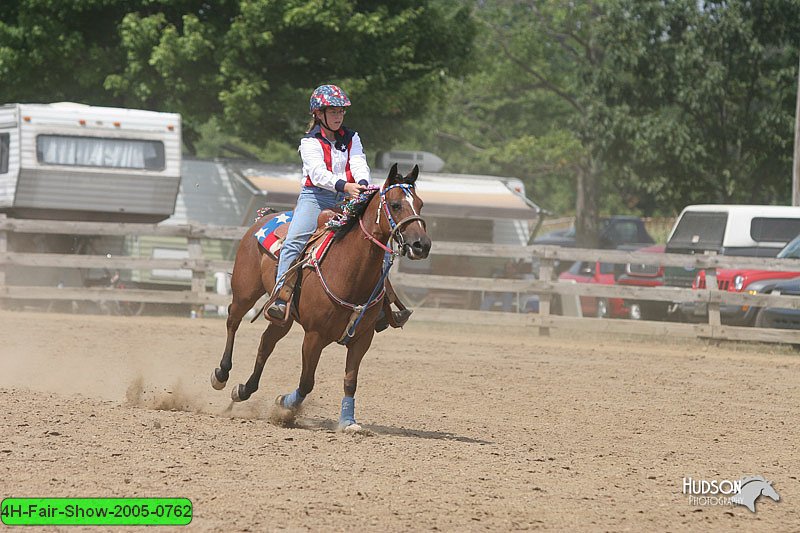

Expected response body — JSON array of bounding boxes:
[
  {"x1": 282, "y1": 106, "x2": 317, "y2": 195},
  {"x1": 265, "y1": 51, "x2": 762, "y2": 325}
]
[
  {"x1": 211, "y1": 286, "x2": 265, "y2": 390},
  {"x1": 338, "y1": 330, "x2": 375, "y2": 432},
  {"x1": 276, "y1": 331, "x2": 327, "y2": 410},
  {"x1": 231, "y1": 322, "x2": 292, "y2": 402}
]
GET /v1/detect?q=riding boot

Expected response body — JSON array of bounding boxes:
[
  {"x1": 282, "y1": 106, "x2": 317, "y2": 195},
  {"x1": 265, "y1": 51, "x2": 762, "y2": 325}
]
[
  {"x1": 267, "y1": 299, "x2": 287, "y2": 320},
  {"x1": 265, "y1": 269, "x2": 298, "y2": 322}
]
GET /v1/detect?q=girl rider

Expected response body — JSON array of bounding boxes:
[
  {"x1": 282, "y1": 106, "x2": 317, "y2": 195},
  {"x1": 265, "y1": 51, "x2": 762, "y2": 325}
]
[{"x1": 267, "y1": 84, "x2": 411, "y2": 330}]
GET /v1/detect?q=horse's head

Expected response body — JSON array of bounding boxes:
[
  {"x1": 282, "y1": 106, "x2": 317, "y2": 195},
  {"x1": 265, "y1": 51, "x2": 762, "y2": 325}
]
[{"x1": 379, "y1": 163, "x2": 431, "y2": 259}]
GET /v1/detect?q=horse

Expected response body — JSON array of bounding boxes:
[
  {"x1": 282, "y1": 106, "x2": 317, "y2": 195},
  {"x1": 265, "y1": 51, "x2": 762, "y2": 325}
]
[
  {"x1": 730, "y1": 476, "x2": 780, "y2": 512},
  {"x1": 210, "y1": 164, "x2": 431, "y2": 431}
]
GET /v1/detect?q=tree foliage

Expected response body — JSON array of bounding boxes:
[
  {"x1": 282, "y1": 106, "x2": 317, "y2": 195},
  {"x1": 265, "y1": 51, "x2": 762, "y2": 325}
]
[
  {"x1": 0, "y1": 0, "x2": 474, "y2": 152},
  {"x1": 403, "y1": 0, "x2": 800, "y2": 224},
  {"x1": 591, "y1": 0, "x2": 800, "y2": 212},
  {"x1": 3, "y1": 0, "x2": 800, "y2": 225},
  {"x1": 397, "y1": 1, "x2": 608, "y2": 244}
]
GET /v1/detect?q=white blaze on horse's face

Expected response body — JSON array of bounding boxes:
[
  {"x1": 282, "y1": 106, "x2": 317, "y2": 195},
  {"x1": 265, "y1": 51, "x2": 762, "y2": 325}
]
[
  {"x1": 404, "y1": 193, "x2": 425, "y2": 231},
  {"x1": 397, "y1": 188, "x2": 430, "y2": 260}
]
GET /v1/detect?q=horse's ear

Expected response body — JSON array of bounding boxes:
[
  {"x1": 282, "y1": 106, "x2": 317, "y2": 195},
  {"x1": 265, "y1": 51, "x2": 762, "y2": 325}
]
[
  {"x1": 404, "y1": 164, "x2": 419, "y2": 185},
  {"x1": 383, "y1": 162, "x2": 400, "y2": 187}
]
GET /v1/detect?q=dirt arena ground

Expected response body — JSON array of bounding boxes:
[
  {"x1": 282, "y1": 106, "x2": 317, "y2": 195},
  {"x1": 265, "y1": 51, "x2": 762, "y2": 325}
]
[{"x1": 1, "y1": 308, "x2": 799, "y2": 531}]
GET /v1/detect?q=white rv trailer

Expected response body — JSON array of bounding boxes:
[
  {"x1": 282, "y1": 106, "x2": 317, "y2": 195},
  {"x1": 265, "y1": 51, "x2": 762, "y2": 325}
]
[
  {"x1": 0, "y1": 103, "x2": 182, "y2": 294},
  {"x1": 0, "y1": 102, "x2": 181, "y2": 222}
]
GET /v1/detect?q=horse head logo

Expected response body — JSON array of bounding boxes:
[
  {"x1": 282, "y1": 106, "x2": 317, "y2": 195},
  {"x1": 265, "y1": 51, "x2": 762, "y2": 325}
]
[{"x1": 730, "y1": 476, "x2": 780, "y2": 513}]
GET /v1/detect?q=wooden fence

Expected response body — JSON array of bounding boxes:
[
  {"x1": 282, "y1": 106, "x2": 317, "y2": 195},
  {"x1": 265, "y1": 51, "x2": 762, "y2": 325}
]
[{"x1": 3, "y1": 215, "x2": 800, "y2": 344}]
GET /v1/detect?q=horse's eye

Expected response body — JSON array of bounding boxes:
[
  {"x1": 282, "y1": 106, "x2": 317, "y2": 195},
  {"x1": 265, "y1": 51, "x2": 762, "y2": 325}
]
[{"x1": 390, "y1": 202, "x2": 402, "y2": 210}]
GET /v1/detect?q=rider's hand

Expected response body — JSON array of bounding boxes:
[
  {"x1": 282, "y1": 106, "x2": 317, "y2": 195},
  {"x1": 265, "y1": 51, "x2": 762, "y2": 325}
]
[{"x1": 344, "y1": 182, "x2": 367, "y2": 197}]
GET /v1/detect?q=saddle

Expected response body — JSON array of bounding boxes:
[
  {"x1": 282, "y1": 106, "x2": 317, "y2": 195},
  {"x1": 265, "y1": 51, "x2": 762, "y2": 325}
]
[
  {"x1": 257, "y1": 209, "x2": 340, "y2": 325},
  {"x1": 257, "y1": 209, "x2": 338, "y2": 260}
]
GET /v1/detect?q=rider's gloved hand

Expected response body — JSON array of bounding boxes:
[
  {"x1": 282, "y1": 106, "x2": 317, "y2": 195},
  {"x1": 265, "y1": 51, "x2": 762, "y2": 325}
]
[{"x1": 343, "y1": 182, "x2": 367, "y2": 197}]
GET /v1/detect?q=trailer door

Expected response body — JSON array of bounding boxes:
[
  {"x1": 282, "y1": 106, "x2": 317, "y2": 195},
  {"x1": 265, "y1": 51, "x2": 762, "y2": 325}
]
[{"x1": 0, "y1": 105, "x2": 19, "y2": 209}]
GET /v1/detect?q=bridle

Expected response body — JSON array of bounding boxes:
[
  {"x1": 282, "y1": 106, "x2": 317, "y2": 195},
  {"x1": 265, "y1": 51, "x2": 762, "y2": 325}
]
[{"x1": 368, "y1": 182, "x2": 427, "y2": 256}]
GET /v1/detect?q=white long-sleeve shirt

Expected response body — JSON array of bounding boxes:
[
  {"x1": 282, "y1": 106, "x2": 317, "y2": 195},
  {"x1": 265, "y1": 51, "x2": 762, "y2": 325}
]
[{"x1": 300, "y1": 126, "x2": 371, "y2": 192}]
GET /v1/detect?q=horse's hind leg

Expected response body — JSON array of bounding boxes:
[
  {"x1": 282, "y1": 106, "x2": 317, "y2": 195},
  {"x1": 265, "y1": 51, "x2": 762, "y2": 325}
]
[
  {"x1": 231, "y1": 322, "x2": 292, "y2": 402},
  {"x1": 276, "y1": 331, "x2": 327, "y2": 411},
  {"x1": 211, "y1": 287, "x2": 265, "y2": 390}
]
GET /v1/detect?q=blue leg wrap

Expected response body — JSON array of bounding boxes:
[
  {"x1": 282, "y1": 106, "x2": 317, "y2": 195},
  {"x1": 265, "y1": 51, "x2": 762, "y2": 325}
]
[
  {"x1": 338, "y1": 396, "x2": 356, "y2": 429},
  {"x1": 281, "y1": 388, "x2": 305, "y2": 409}
]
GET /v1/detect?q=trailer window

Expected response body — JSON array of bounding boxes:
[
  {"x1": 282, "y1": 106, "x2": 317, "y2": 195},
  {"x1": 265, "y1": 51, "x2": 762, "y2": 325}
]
[
  {"x1": 0, "y1": 133, "x2": 9, "y2": 174},
  {"x1": 36, "y1": 135, "x2": 165, "y2": 170}
]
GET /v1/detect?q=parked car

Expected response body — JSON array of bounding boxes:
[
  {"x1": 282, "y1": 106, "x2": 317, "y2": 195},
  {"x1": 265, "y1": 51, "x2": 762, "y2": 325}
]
[
  {"x1": 663, "y1": 205, "x2": 800, "y2": 320},
  {"x1": 692, "y1": 233, "x2": 800, "y2": 325},
  {"x1": 754, "y1": 277, "x2": 800, "y2": 329},
  {"x1": 558, "y1": 260, "x2": 626, "y2": 318},
  {"x1": 534, "y1": 216, "x2": 655, "y2": 275},
  {"x1": 533, "y1": 216, "x2": 655, "y2": 249},
  {"x1": 616, "y1": 245, "x2": 666, "y2": 320}
]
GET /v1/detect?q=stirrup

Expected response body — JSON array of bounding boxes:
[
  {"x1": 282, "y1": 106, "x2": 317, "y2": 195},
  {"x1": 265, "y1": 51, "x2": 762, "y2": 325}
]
[
  {"x1": 391, "y1": 308, "x2": 413, "y2": 328},
  {"x1": 375, "y1": 308, "x2": 413, "y2": 332}
]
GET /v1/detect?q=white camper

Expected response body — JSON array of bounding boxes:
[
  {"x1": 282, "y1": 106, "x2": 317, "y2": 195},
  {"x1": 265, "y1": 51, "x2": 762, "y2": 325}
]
[{"x1": 0, "y1": 102, "x2": 181, "y2": 222}]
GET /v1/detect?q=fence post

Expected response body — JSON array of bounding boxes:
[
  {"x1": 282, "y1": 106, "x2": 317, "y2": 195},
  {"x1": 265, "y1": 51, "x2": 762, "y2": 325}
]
[
  {"x1": 0, "y1": 214, "x2": 6, "y2": 292},
  {"x1": 705, "y1": 266, "x2": 721, "y2": 330},
  {"x1": 187, "y1": 232, "x2": 206, "y2": 316},
  {"x1": 702, "y1": 251, "x2": 721, "y2": 335},
  {"x1": 537, "y1": 254, "x2": 554, "y2": 337}
]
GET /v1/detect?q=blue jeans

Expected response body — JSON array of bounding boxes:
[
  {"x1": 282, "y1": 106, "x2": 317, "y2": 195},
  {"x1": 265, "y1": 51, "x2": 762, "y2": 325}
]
[{"x1": 275, "y1": 186, "x2": 345, "y2": 292}]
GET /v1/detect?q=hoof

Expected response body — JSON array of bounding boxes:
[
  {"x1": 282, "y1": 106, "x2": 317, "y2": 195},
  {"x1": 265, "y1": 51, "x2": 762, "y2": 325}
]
[
  {"x1": 210, "y1": 369, "x2": 227, "y2": 390},
  {"x1": 231, "y1": 384, "x2": 250, "y2": 402},
  {"x1": 339, "y1": 422, "x2": 362, "y2": 433},
  {"x1": 275, "y1": 394, "x2": 297, "y2": 411}
]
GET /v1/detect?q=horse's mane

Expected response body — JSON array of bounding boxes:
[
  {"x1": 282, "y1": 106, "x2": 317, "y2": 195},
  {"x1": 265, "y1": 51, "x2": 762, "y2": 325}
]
[{"x1": 326, "y1": 186, "x2": 381, "y2": 239}]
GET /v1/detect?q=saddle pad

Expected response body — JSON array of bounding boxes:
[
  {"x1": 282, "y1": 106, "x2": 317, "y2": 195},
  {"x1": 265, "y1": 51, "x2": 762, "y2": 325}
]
[
  {"x1": 309, "y1": 231, "x2": 336, "y2": 263},
  {"x1": 255, "y1": 211, "x2": 293, "y2": 257}
]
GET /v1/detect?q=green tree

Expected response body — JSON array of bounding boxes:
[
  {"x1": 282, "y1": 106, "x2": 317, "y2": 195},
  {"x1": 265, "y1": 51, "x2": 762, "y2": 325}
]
[
  {"x1": 399, "y1": 1, "x2": 609, "y2": 245},
  {"x1": 591, "y1": 0, "x2": 800, "y2": 212},
  {"x1": 0, "y1": 0, "x2": 474, "y2": 154},
  {"x1": 0, "y1": 0, "x2": 131, "y2": 106}
]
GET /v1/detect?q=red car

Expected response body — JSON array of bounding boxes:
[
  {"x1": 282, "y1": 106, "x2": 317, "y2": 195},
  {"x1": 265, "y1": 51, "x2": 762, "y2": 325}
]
[
  {"x1": 616, "y1": 245, "x2": 666, "y2": 320},
  {"x1": 693, "y1": 234, "x2": 800, "y2": 325},
  {"x1": 558, "y1": 260, "x2": 626, "y2": 318}
]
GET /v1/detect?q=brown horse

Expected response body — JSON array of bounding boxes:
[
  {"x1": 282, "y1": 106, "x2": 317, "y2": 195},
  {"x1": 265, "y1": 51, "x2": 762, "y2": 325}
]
[{"x1": 211, "y1": 164, "x2": 431, "y2": 431}]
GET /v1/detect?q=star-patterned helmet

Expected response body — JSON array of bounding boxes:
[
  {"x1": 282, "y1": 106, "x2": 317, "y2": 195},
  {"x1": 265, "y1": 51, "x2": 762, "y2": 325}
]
[{"x1": 309, "y1": 84, "x2": 351, "y2": 113}]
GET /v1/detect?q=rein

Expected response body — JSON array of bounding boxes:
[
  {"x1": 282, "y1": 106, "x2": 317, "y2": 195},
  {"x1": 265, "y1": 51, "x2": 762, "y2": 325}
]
[{"x1": 359, "y1": 218, "x2": 393, "y2": 254}]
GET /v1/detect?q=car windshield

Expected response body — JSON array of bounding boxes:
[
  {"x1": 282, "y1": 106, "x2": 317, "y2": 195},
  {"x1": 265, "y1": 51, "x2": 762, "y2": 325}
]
[{"x1": 777, "y1": 234, "x2": 800, "y2": 259}]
